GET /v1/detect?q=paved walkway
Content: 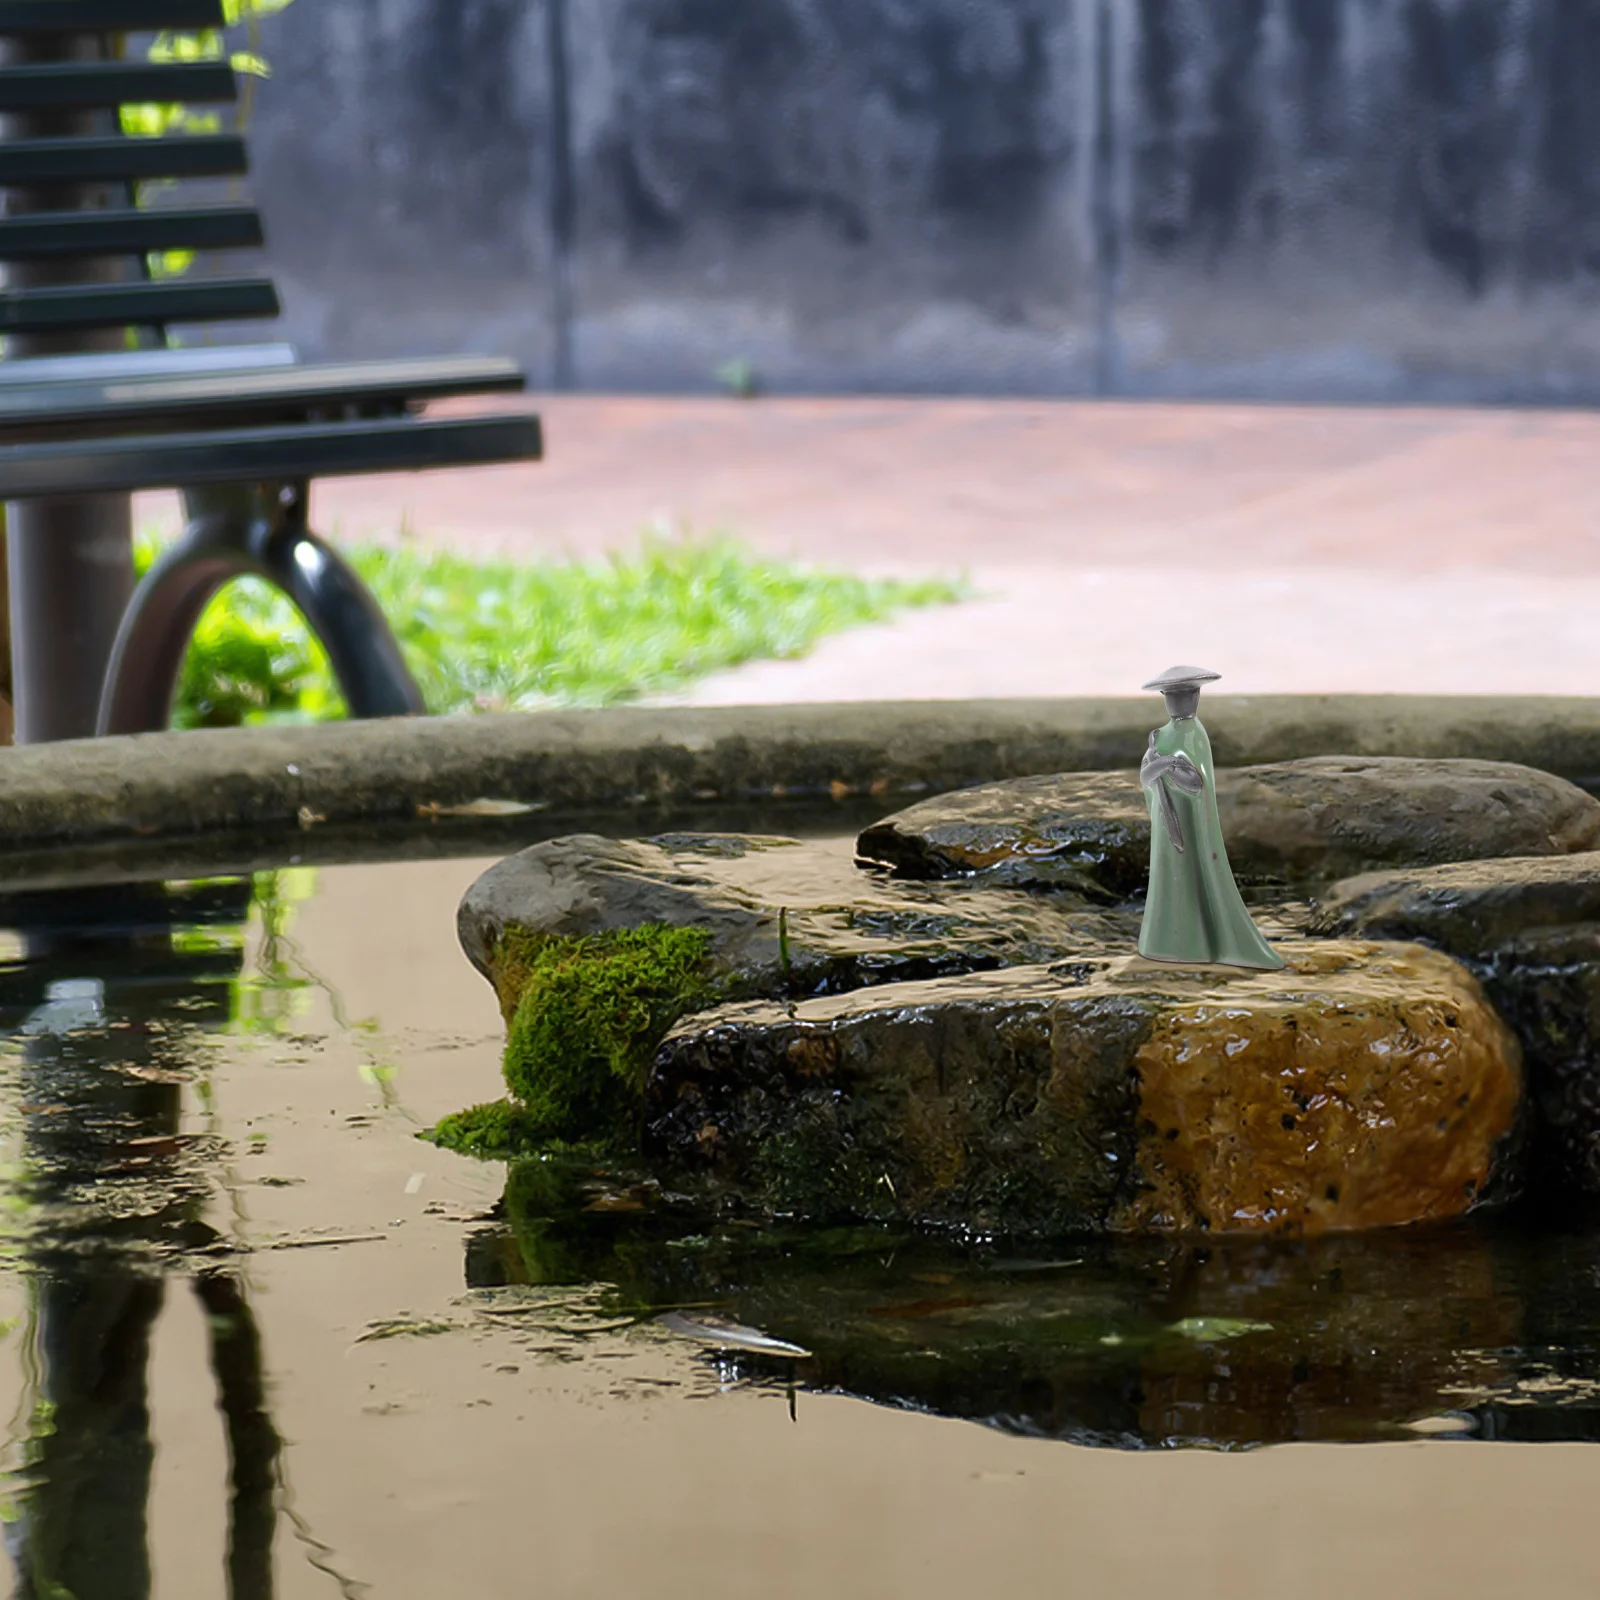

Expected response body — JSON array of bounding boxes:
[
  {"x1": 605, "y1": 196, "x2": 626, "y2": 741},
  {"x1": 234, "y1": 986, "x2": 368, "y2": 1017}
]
[{"x1": 135, "y1": 396, "x2": 1600, "y2": 700}]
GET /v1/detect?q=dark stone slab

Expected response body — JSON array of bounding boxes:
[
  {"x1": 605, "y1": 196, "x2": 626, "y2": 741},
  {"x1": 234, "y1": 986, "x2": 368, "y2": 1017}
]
[
  {"x1": 458, "y1": 831, "x2": 1139, "y2": 1005},
  {"x1": 644, "y1": 941, "x2": 1522, "y2": 1236},
  {"x1": 858, "y1": 757, "x2": 1600, "y2": 893}
]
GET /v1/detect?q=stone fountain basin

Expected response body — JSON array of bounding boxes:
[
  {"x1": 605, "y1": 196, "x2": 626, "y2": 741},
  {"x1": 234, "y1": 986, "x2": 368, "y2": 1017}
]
[{"x1": 456, "y1": 755, "x2": 1600, "y2": 1236}]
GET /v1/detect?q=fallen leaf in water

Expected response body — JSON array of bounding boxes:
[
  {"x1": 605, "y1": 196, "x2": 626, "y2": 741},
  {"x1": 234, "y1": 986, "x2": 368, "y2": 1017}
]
[
  {"x1": 416, "y1": 798, "x2": 537, "y2": 819},
  {"x1": 111, "y1": 1064, "x2": 188, "y2": 1085},
  {"x1": 866, "y1": 1296, "x2": 983, "y2": 1320},
  {"x1": 1167, "y1": 1317, "x2": 1273, "y2": 1342},
  {"x1": 1403, "y1": 1413, "x2": 1478, "y2": 1436},
  {"x1": 657, "y1": 1311, "x2": 811, "y2": 1359},
  {"x1": 117, "y1": 1136, "x2": 194, "y2": 1157},
  {"x1": 260, "y1": 1232, "x2": 388, "y2": 1251},
  {"x1": 355, "y1": 1316, "x2": 456, "y2": 1343}
]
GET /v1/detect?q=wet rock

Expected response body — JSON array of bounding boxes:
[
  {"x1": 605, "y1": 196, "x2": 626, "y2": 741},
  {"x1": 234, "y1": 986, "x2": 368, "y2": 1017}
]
[
  {"x1": 644, "y1": 940, "x2": 1522, "y2": 1237},
  {"x1": 856, "y1": 771, "x2": 1149, "y2": 895},
  {"x1": 1223, "y1": 757, "x2": 1600, "y2": 878},
  {"x1": 1314, "y1": 853, "x2": 1600, "y2": 1194},
  {"x1": 1311, "y1": 851, "x2": 1600, "y2": 951},
  {"x1": 458, "y1": 831, "x2": 1143, "y2": 1013},
  {"x1": 856, "y1": 757, "x2": 1600, "y2": 892}
]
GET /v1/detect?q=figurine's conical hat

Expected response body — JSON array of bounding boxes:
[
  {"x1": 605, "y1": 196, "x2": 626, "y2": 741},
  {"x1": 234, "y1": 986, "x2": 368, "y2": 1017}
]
[{"x1": 1141, "y1": 664, "x2": 1221, "y2": 693}]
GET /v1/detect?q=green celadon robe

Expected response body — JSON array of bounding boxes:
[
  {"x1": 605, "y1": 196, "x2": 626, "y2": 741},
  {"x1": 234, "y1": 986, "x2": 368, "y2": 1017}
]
[{"x1": 1138, "y1": 714, "x2": 1284, "y2": 969}]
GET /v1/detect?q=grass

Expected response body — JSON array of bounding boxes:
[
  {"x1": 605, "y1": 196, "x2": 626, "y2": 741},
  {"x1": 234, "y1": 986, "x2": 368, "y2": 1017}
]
[{"x1": 137, "y1": 530, "x2": 967, "y2": 728}]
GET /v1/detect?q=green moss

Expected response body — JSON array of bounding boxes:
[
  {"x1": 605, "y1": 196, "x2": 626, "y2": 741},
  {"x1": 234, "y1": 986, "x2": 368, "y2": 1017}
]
[
  {"x1": 495, "y1": 923, "x2": 717, "y2": 1146},
  {"x1": 425, "y1": 1099, "x2": 555, "y2": 1158}
]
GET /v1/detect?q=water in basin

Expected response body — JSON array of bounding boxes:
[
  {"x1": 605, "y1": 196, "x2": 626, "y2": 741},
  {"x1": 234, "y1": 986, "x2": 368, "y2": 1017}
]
[{"x1": 0, "y1": 854, "x2": 1597, "y2": 1599}]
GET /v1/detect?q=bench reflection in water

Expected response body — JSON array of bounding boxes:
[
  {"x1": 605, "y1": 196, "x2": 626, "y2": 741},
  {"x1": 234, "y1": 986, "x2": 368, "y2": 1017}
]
[{"x1": 0, "y1": 880, "x2": 279, "y2": 1600}]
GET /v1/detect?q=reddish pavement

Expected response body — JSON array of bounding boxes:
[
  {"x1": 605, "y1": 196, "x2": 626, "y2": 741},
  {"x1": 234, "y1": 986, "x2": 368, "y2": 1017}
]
[{"x1": 134, "y1": 395, "x2": 1600, "y2": 699}]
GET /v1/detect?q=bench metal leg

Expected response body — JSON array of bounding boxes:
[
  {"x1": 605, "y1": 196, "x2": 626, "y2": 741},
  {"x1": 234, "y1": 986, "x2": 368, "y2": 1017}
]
[
  {"x1": 2, "y1": 31, "x2": 144, "y2": 746},
  {"x1": 8, "y1": 496, "x2": 135, "y2": 744},
  {"x1": 96, "y1": 480, "x2": 425, "y2": 737}
]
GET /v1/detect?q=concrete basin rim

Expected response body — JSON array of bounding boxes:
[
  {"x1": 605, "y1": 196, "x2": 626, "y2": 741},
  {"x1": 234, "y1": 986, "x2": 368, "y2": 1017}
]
[{"x1": 1, "y1": 694, "x2": 1598, "y2": 889}]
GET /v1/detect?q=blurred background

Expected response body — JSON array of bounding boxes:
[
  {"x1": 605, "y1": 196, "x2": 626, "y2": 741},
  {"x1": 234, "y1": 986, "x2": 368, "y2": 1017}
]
[
  {"x1": 241, "y1": 0, "x2": 1600, "y2": 403},
  {"x1": 130, "y1": 0, "x2": 1600, "y2": 712}
]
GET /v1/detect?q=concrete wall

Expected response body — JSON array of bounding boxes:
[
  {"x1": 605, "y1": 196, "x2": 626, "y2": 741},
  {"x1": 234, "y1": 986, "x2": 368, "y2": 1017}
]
[{"x1": 239, "y1": 0, "x2": 1600, "y2": 401}]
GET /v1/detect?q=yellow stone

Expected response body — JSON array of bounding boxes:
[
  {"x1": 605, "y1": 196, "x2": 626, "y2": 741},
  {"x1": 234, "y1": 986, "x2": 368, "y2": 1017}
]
[{"x1": 1118, "y1": 941, "x2": 1523, "y2": 1235}]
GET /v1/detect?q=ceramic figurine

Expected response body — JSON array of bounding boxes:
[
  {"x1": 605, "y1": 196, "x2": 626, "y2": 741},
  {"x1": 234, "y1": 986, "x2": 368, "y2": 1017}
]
[{"x1": 1137, "y1": 665, "x2": 1284, "y2": 969}]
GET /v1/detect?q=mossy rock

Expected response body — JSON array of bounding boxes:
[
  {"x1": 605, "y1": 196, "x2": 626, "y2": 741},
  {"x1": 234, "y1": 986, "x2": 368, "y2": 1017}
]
[
  {"x1": 428, "y1": 923, "x2": 717, "y2": 1153},
  {"x1": 448, "y1": 832, "x2": 1153, "y2": 1156}
]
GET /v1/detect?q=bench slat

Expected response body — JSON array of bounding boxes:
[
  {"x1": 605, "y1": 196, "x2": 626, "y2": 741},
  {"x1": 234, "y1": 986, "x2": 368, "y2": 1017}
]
[
  {"x1": 0, "y1": 354, "x2": 526, "y2": 429},
  {"x1": 0, "y1": 61, "x2": 236, "y2": 109},
  {"x1": 0, "y1": 342, "x2": 295, "y2": 383},
  {"x1": 0, "y1": 203, "x2": 263, "y2": 259},
  {"x1": 0, "y1": 412, "x2": 545, "y2": 497},
  {"x1": 0, "y1": 133, "x2": 245, "y2": 185},
  {"x1": 0, "y1": 275, "x2": 279, "y2": 332},
  {"x1": 0, "y1": 0, "x2": 225, "y2": 32}
]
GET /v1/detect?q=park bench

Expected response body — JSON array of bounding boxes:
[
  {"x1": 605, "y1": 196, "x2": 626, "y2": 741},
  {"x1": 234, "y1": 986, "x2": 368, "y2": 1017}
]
[{"x1": 0, "y1": 0, "x2": 545, "y2": 740}]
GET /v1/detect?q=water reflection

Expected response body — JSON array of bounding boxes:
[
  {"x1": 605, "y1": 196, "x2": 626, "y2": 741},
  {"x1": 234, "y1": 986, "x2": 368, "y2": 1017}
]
[
  {"x1": 467, "y1": 1155, "x2": 1600, "y2": 1450},
  {"x1": 0, "y1": 882, "x2": 281, "y2": 1600}
]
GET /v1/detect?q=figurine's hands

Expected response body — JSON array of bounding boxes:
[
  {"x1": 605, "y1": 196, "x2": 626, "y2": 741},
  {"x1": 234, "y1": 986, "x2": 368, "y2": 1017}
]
[
  {"x1": 1165, "y1": 751, "x2": 1204, "y2": 793},
  {"x1": 1140, "y1": 734, "x2": 1188, "y2": 853},
  {"x1": 1139, "y1": 732, "x2": 1172, "y2": 790},
  {"x1": 1140, "y1": 738, "x2": 1205, "y2": 795}
]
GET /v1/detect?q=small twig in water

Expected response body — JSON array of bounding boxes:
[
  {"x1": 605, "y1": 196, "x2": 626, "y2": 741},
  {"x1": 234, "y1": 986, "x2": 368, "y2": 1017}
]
[{"x1": 260, "y1": 1233, "x2": 388, "y2": 1251}]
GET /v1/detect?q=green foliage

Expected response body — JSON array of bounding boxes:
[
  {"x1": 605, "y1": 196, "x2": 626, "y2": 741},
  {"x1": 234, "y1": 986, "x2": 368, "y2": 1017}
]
[
  {"x1": 119, "y1": 0, "x2": 297, "y2": 276},
  {"x1": 134, "y1": 530, "x2": 966, "y2": 726},
  {"x1": 494, "y1": 924, "x2": 717, "y2": 1147},
  {"x1": 715, "y1": 357, "x2": 760, "y2": 398},
  {"x1": 121, "y1": 0, "x2": 293, "y2": 137},
  {"x1": 134, "y1": 535, "x2": 337, "y2": 727},
  {"x1": 359, "y1": 534, "x2": 964, "y2": 714}
]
